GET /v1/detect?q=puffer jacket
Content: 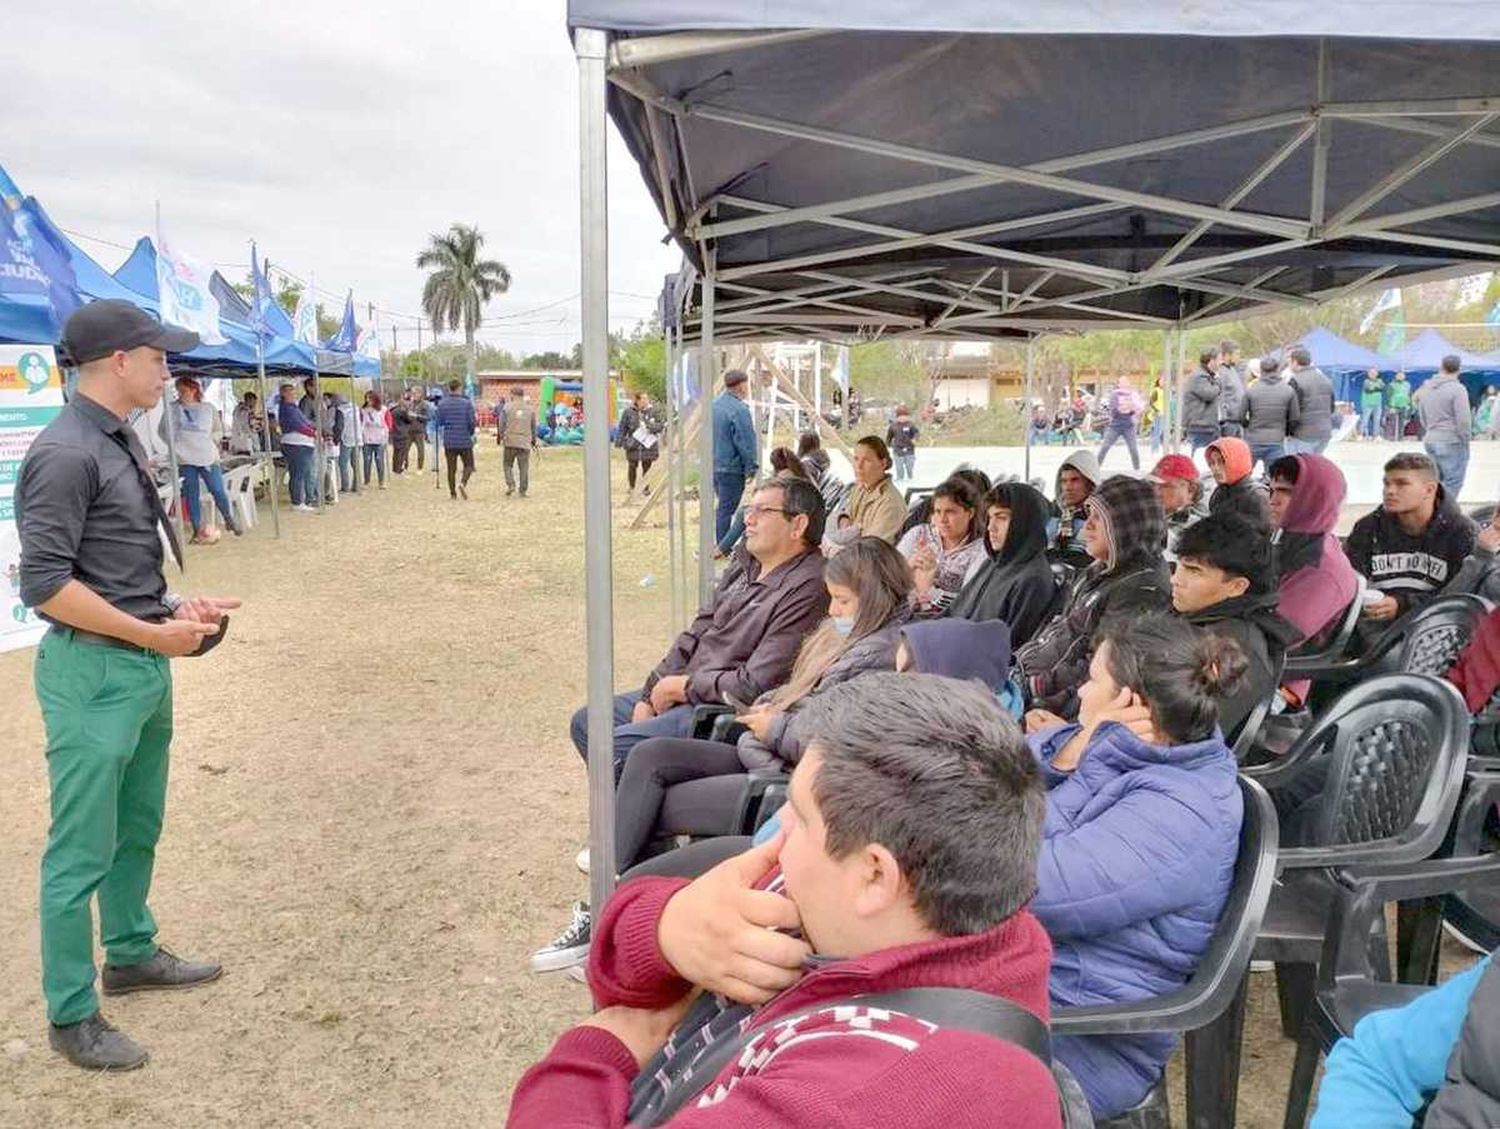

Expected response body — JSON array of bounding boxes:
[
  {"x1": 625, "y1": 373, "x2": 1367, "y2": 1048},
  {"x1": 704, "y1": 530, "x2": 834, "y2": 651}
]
[
  {"x1": 735, "y1": 616, "x2": 907, "y2": 771},
  {"x1": 1206, "y1": 438, "x2": 1271, "y2": 531},
  {"x1": 1016, "y1": 477, "x2": 1172, "y2": 717},
  {"x1": 1182, "y1": 366, "x2": 1222, "y2": 435},
  {"x1": 1289, "y1": 366, "x2": 1336, "y2": 442},
  {"x1": 947, "y1": 482, "x2": 1060, "y2": 646},
  {"x1": 1241, "y1": 369, "x2": 1300, "y2": 445},
  {"x1": 1029, "y1": 720, "x2": 1244, "y2": 1119}
]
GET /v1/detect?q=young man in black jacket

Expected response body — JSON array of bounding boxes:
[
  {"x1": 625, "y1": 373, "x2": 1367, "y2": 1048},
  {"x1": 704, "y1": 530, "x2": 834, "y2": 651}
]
[
  {"x1": 1346, "y1": 452, "x2": 1476, "y2": 647},
  {"x1": 1170, "y1": 512, "x2": 1301, "y2": 740}
]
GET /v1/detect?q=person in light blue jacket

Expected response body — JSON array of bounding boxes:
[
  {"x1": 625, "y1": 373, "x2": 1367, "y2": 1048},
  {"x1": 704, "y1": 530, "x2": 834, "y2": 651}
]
[
  {"x1": 1026, "y1": 613, "x2": 1245, "y2": 1119},
  {"x1": 1311, "y1": 953, "x2": 1496, "y2": 1128}
]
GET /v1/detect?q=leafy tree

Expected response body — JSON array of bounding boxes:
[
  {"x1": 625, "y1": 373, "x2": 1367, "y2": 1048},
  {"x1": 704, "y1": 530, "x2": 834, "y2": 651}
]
[
  {"x1": 416, "y1": 224, "x2": 512, "y2": 388},
  {"x1": 615, "y1": 320, "x2": 667, "y2": 400}
]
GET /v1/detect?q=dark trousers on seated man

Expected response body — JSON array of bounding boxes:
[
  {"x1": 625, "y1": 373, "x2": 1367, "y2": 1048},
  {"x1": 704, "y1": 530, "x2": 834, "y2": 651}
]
[
  {"x1": 37, "y1": 630, "x2": 173, "y2": 1025},
  {"x1": 713, "y1": 472, "x2": 747, "y2": 546},
  {"x1": 568, "y1": 691, "x2": 697, "y2": 781}
]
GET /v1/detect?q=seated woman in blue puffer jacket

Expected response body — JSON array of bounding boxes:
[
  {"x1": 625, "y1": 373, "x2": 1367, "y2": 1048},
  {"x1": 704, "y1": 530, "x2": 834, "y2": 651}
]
[{"x1": 1026, "y1": 612, "x2": 1246, "y2": 1119}]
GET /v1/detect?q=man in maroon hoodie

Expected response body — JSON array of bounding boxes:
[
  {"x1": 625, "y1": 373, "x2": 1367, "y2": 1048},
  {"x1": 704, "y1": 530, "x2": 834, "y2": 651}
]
[{"x1": 508, "y1": 674, "x2": 1061, "y2": 1129}]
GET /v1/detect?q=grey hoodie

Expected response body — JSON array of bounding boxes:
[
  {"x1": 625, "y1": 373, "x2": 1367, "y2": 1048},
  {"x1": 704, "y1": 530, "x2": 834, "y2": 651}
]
[
  {"x1": 1242, "y1": 369, "x2": 1301, "y2": 445},
  {"x1": 1418, "y1": 374, "x2": 1473, "y2": 443},
  {"x1": 1289, "y1": 365, "x2": 1336, "y2": 442},
  {"x1": 1182, "y1": 366, "x2": 1222, "y2": 434}
]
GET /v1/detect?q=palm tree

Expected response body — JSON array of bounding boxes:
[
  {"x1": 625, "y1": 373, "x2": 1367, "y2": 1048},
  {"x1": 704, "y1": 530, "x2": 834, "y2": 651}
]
[{"x1": 416, "y1": 224, "x2": 511, "y2": 390}]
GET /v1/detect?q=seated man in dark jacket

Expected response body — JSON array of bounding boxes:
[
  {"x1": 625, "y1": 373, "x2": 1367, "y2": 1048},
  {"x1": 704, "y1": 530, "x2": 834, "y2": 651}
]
[
  {"x1": 1170, "y1": 512, "x2": 1301, "y2": 740},
  {"x1": 1205, "y1": 436, "x2": 1270, "y2": 532},
  {"x1": 569, "y1": 477, "x2": 832, "y2": 779}
]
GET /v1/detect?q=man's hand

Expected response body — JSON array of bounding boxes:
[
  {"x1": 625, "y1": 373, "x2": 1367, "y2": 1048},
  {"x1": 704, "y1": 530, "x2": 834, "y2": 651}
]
[
  {"x1": 148, "y1": 618, "x2": 220, "y2": 657},
  {"x1": 174, "y1": 596, "x2": 241, "y2": 626},
  {"x1": 649, "y1": 674, "x2": 689, "y2": 714},
  {"x1": 657, "y1": 831, "x2": 811, "y2": 1005},
  {"x1": 578, "y1": 992, "x2": 699, "y2": 1069},
  {"x1": 1362, "y1": 594, "x2": 1400, "y2": 622},
  {"x1": 631, "y1": 699, "x2": 657, "y2": 724}
]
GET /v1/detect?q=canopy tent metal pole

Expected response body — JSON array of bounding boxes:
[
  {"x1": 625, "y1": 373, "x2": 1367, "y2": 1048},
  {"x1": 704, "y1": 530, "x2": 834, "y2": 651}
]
[
  {"x1": 1161, "y1": 329, "x2": 1174, "y2": 455},
  {"x1": 664, "y1": 334, "x2": 679, "y2": 634},
  {"x1": 698, "y1": 269, "x2": 717, "y2": 607},
  {"x1": 578, "y1": 26, "x2": 618, "y2": 912},
  {"x1": 673, "y1": 323, "x2": 690, "y2": 627},
  {"x1": 255, "y1": 337, "x2": 280, "y2": 539},
  {"x1": 1023, "y1": 334, "x2": 1035, "y2": 483},
  {"x1": 160, "y1": 391, "x2": 187, "y2": 566},
  {"x1": 1173, "y1": 326, "x2": 1188, "y2": 454}
]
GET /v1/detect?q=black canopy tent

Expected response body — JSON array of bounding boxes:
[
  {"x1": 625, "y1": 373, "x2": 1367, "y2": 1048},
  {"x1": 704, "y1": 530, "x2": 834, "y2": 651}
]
[{"x1": 566, "y1": 5, "x2": 1500, "y2": 910}]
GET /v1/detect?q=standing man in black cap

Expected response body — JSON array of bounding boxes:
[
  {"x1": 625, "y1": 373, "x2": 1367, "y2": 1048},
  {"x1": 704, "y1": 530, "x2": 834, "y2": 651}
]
[{"x1": 16, "y1": 300, "x2": 241, "y2": 1071}]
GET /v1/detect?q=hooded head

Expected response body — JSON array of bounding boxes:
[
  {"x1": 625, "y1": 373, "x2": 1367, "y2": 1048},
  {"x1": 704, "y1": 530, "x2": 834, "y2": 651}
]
[
  {"x1": 1054, "y1": 449, "x2": 1101, "y2": 512},
  {"x1": 1083, "y1": 475, "x2": 1166, "y2": 572},
  {"x1": 982, "y1": 481, "x2": 1050, "y2": 565},
  {"x1": 1206, "y1": 437, "x2": 1254, "y2": 486},
  {"x1": 896, "y1": 619, "x2": 1012, "y2": 691},
  {"x1": 1269, "y1": 454, "x2": 1346, "y2": 536}
]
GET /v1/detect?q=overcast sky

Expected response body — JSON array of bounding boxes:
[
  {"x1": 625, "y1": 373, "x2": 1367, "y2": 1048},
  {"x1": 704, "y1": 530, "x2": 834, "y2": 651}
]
[{"x1": 7, "y1": 0, "x2": 678, "y2": 356}]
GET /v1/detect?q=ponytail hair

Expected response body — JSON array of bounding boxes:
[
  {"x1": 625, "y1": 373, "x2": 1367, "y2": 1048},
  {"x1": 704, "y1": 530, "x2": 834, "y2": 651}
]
[{"x1": 1098, "y1": 614, "x2": 1249, "y2": 744}]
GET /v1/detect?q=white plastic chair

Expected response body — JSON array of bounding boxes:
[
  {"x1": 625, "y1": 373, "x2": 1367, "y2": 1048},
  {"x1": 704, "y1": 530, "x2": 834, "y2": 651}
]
[{"x1": 223, "y1": 466, "x2": 256, "y2": 530}]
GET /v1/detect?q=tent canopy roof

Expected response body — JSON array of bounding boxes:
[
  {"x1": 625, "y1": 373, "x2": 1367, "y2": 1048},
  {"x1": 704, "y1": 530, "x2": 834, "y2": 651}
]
[{"x1": 575, "y1": 9, "x2": 1500, "y2": 342}]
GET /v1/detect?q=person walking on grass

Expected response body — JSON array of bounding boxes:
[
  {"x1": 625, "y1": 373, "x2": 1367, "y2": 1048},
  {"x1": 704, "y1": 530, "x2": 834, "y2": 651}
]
[
  {"x1": 16, "y1": 300, "x2": 240, "y2": 1071},
  {"x1": 436, "y1": 379, "x2": 477, "y2": 500},
  {"x1": 1095, "y1": 374, "x2": 1144, "y2": 470},
  {"x1": 616, "y1": 390, "x2": 665, "y2": 503},
  {"x1": 886, "y1": 404, "x2": 920, "y2": 482},
  {"x1": 498, "y1": 384, "x2": 538, "y2": 498}
]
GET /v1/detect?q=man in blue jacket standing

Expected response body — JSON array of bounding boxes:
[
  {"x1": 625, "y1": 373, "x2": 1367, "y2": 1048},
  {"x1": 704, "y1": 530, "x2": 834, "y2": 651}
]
[
  {"x1": 435, "y1": 379, "x2": 477, "y2": 499},
  {"x1": 711, "y1": 368, "x2": 758, "y2": 543}
]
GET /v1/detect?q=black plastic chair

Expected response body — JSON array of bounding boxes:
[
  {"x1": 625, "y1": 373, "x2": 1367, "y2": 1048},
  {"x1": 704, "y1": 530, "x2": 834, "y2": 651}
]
[
  {"x1": 1243, "y1": 674, "x2": 1471, "y2": 1039},
  {"x1": 1053, "y1": 777, "x2": 1279, "y2": 1129},
  {"x1": 1294, "y1": 594, "x2": 1491, "y2": 706},
  {"x1": 1280, "y1": 575, "x2": 1365, "y2": 676},
  {"x1": 1229, "y1": 693, "x2": 1275, "y2": 764},
  {"x1": 1280, "y1": 808, "x2": 1500, "y2": 1128},
  {"x1": 1441, "y1": 766, "x2": 1500, "y2": 957}
]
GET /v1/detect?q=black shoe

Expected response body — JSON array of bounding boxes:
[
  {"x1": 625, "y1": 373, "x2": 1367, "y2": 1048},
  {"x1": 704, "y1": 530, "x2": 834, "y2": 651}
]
[
  {"x1": 529, "y1": 902, "x2": 592, "y2": 972},
  {"x1": 102, "y1": 946, "x2": 223, "y2": 995},
  {"x1": 49, "y1": 1013, "x2": 149, "y2": 1071}
]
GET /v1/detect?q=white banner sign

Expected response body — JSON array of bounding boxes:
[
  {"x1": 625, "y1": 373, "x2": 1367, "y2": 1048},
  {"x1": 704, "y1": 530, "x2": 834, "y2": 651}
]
[{"x1": 0, "y1": 344, "x2": 65, "y2": 652}]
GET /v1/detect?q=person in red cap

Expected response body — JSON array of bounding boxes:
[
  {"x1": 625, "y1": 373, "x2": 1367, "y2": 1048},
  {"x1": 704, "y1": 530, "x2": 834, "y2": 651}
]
[{"x1": 1147, "y1": 454, "x2": 1207, "y2": 564}]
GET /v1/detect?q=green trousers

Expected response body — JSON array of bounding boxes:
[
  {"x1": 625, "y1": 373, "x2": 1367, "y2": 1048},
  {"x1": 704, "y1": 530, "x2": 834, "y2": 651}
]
[{"x1": 35, "y1": 629, "x2": 173, "y2": 1025}]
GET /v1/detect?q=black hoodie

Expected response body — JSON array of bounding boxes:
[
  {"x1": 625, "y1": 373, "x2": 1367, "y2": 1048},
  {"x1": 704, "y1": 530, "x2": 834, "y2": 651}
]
[
  {"x1": 946, "y1": 482, "x2": 1059, "y2": 646},
  {"x1": 1345, "y1": 490, "x2": 1477, "y2": 617},
  {"x1": 1183, "y1": 591, "x2": 1302, "y2": 741}
]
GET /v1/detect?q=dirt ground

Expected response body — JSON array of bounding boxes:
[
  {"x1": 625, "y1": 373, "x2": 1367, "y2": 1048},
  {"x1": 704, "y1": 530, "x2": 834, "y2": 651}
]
[{"x1": 0, "y1": 443, "x2": 1480, "y2": 1127}]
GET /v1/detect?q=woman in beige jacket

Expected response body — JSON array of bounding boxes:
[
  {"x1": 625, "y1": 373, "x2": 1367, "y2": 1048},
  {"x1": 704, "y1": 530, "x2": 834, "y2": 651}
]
[{"x1": 825, "y1": 434, "x2": 908, "y2": 552}]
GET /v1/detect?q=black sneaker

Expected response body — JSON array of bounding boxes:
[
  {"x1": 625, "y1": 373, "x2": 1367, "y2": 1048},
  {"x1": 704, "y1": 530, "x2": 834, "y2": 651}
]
[
  {"x1": 49, "y1": 1013, "x2": 149, "y2": 1071},
  {"x1": 102, "y1": 946, "x2": 223, "y2": 995},
  {"x1": 529, "y1": 902, "x2": 591, "y2": 972}
]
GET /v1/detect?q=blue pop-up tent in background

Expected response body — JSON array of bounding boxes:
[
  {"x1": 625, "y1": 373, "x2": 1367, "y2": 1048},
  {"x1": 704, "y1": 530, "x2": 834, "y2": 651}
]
[{"x1": 1295, "y1": 326, "x2": 1500, "y2": 404}]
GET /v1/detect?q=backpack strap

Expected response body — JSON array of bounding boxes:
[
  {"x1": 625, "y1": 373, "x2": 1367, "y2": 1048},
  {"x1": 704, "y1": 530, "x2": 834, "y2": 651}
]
[{"x1": 629, "y1": 987, "x2": 1050, "y2": 1127}]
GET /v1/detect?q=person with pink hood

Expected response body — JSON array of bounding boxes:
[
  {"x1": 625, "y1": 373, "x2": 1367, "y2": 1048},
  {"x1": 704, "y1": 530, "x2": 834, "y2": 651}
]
[{"x1": 1266, "y1": 455, "x2": 1360, "y2": 698}]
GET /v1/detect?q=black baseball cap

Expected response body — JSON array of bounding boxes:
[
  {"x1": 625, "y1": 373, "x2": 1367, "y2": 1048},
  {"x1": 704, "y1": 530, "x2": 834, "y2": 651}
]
[{"x1": 59, "y1": 299, "x2": 200, "y2": 366}]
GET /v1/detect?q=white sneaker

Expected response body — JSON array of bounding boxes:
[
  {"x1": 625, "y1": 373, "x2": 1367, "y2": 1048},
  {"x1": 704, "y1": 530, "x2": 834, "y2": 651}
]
[
  {"x1": 566, "y1": 965, "x2": 588, "y2": 985},
  {"x1": 575, "y1": 847, "x2": 590, "y2": 875}
]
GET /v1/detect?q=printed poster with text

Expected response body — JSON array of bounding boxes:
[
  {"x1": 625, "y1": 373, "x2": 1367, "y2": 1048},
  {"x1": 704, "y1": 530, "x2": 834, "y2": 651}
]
[{"x1": 1, "y1": 344, "x2": 64, "y2": 652}]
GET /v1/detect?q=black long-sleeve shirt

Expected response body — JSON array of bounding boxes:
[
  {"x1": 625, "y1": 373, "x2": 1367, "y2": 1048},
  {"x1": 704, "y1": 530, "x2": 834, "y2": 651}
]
[{"x1": 17, "y1": 394, "x2": 172, "y2": 623}]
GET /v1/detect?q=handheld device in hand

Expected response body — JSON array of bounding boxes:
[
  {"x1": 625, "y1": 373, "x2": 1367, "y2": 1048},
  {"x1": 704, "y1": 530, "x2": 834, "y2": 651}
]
[{"x1": 188, "y1": 615, "x2": 231, "y2": 657}]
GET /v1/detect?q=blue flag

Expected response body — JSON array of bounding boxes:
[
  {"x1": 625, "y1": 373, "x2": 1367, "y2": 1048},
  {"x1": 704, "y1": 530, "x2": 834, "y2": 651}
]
[
  {"x1": 323, "y1": 291, "x2": 357, "y2": 352},
  {"x1": 0, "y1": 186, "x2": 80, "y2": 336},
  {"x1": 249, "y1": 244, "x2": 275, "y2": 340},
  {"x1": 1487, "y1": 298, "x2": 1500, "y2": 329}
]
